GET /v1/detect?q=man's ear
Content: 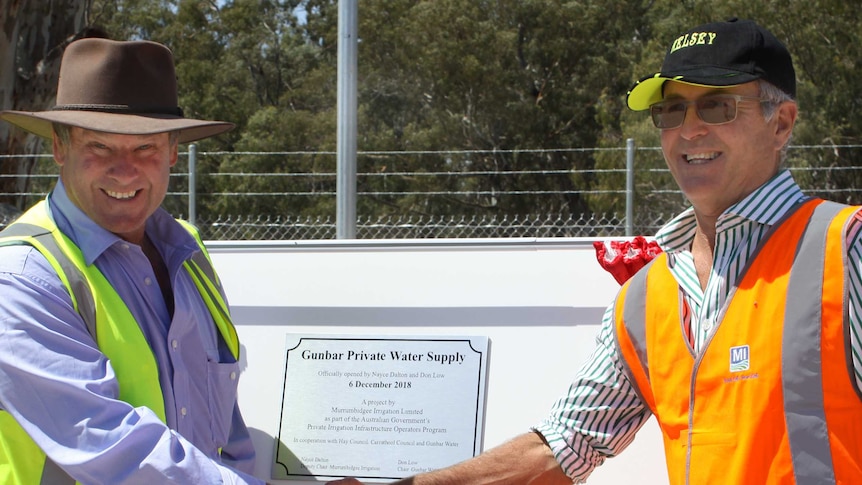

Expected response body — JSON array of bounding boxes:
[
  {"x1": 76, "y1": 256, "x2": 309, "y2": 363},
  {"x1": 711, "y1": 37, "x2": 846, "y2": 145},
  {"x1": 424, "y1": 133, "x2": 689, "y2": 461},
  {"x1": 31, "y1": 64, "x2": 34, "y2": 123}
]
[
  {"x1": 52, "y1": 134, "x2": 65, "y2": 167},
  {"x1": 773, "y1": 100, "x2": 798, "y2": 150},
  {"x1": 169, "y1": 142, "x2": 179, "y2": 168}
]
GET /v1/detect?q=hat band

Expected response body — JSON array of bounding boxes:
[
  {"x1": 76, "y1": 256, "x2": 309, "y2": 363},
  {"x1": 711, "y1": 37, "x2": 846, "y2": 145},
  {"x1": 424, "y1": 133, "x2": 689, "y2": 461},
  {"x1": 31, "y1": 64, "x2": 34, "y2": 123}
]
[{"x1": 51, "y1": 104, "x2": 184, "y2": 117}]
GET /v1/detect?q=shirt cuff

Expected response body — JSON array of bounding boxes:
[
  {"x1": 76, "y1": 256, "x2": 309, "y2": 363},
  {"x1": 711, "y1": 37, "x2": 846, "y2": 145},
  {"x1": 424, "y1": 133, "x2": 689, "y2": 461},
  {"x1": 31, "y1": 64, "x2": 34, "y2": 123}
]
[{"x1": 532, "y1": 422, "x2": 605, "y2": 484}]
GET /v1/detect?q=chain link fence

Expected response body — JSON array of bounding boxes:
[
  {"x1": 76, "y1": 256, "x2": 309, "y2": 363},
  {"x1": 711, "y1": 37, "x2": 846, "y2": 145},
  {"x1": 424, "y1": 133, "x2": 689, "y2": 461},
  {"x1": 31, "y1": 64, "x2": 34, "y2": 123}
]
[
  {"x1": 0, "y1": 210, "x2": 671, "y2": 239},
  {"x1": 194, "y1": 212, "x2": 677, "y2": 240}
]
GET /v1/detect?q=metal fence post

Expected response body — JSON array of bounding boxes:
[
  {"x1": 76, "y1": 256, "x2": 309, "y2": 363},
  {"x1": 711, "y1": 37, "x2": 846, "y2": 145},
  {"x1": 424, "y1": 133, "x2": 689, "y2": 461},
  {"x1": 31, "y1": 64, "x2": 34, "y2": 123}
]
[
  {"x1": 188, "y1": 143, "x2": 197, "y2": 226},
  {"x1": 626, "y1": 138, "x2": 634, "y2": 237},
  {"x1": 336, "y1": 0, "x2": 358, "y2": 239}
]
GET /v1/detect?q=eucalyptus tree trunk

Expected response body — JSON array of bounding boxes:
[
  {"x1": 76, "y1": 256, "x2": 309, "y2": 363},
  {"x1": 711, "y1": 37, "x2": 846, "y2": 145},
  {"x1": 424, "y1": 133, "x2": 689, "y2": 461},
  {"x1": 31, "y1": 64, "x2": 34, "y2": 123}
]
[{"x1": 0, "y1": 0, "x2": 90, "y2": 211}]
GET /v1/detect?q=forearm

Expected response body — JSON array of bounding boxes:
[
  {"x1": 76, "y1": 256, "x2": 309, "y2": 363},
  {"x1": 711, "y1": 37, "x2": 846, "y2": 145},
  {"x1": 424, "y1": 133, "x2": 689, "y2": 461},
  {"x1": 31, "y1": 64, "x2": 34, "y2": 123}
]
[{"x1": 391, "y1": 432, "x2": 570, "y2": 485}]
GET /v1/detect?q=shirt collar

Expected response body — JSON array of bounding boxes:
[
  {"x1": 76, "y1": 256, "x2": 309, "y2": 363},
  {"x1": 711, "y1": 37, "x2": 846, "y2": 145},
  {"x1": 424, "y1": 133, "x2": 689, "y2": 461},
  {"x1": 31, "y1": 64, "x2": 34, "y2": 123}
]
[
  {"x1": 47, "y1": 179, "x2": 200, "y2": 267},
  {"x1": 655, "y1": 169, "x2": 807, "y2": 253}
]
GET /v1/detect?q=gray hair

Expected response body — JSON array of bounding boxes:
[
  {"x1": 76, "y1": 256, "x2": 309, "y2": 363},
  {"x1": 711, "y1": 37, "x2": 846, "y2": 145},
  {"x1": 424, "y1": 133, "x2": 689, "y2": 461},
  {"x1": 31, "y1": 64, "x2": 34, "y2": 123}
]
[
  {"x1": 758, "y1": 80, "x2": 795, "y2": 164},
  {"x1": 52, "y1": 123, "x2": 72, "y2": 147},
  {"x1": 52, "y1": 123, "x2": 180, "y2": 147}
]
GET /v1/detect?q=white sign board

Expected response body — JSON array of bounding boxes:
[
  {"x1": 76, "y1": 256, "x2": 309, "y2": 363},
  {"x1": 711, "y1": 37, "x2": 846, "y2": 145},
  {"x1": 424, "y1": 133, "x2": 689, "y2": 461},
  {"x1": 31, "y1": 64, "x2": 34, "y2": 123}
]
[
  {"x1": 208, "y1": 238, "x2": 669, "y2": 485},
  {"x1": 273, "y1": 334, "x2": 489, "y2": 480}
]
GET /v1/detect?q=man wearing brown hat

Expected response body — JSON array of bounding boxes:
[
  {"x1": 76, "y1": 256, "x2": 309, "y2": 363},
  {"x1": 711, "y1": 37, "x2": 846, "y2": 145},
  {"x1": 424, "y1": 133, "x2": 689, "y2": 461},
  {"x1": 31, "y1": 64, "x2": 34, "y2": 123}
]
[
  {"x1": 0, "y1": 38, "x2": 267, "y2": 483},
  {"x1": 330, "y1": 18, "x2": 862, "y2": 485}
]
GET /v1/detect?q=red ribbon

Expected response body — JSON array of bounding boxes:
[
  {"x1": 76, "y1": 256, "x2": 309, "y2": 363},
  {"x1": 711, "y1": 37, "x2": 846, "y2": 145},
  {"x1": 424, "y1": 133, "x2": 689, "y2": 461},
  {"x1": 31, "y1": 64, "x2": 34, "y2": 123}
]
[{"x1": 593, "y1": 236, "x2": 663, "y2": 285}]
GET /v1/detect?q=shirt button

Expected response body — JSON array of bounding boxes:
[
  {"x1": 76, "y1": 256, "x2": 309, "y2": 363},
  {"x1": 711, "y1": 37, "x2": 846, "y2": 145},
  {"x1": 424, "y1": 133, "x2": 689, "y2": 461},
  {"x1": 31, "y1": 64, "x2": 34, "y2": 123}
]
[
  {"x1": 144, "y1": 277, "x2": 152, "y2": 286},
  {"x1": 172, "y1": 340, "x2": 179, "y2": 349},
  {"x1": 230, "y1": 372, "x2": 237, "y2": 380},
  {"x1": 181, "y1": 407, "x2": 188, "y2": 416},
  {"x1": 121, "y1": 244, "x2": 130, "y2": 250}
]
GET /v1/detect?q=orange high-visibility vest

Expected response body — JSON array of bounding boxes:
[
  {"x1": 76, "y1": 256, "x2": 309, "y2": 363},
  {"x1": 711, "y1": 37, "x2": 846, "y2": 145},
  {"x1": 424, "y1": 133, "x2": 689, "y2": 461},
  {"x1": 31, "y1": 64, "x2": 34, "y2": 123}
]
[{"x1": 614, "y1": 199, "x2": 862, "y2": 485}]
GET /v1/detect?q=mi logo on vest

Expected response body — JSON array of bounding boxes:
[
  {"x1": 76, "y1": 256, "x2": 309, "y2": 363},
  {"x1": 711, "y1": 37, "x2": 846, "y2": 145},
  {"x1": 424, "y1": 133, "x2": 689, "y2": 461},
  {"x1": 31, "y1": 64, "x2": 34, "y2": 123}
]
[{"x1": 730, "y1": 345, "x2": 750, "y2": 372}]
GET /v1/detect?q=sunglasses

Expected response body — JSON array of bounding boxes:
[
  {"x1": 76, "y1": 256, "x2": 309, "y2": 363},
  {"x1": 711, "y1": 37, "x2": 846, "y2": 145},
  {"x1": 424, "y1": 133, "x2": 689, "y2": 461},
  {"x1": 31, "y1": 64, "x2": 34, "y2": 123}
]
[{"x1": 649, "y1": 94, "x2": 768, "y2": 130}]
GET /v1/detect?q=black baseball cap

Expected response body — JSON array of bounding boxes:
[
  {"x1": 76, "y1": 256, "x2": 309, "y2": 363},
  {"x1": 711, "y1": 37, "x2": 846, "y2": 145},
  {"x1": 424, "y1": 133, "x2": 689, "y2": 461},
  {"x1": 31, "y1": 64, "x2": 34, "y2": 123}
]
[{"x1": 626, "y1": 18, "x2": 796, "y2": 111}]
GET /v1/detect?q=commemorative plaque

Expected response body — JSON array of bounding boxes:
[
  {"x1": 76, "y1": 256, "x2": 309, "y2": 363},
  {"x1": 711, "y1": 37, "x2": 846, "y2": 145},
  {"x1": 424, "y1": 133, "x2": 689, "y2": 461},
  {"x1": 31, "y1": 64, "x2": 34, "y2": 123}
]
[{"x1": 272, "y1": 334, "x2": 489, "y2": 481}]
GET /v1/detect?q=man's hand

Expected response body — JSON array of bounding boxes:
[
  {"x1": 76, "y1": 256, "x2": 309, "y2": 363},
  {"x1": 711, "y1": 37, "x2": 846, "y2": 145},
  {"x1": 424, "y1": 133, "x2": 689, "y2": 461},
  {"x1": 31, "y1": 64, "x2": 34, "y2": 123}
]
[{"x1": 322, "y1": 432, "x2": 567, "y2": 485}]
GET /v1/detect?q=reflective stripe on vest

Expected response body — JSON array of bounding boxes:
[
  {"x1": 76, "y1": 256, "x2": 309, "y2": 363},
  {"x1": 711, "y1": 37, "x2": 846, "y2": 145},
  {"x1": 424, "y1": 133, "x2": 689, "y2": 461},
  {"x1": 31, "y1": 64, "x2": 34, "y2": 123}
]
[
  {"x1": 0, "y1": 201, "x2": 239, "y2": 484},
  {"x1": 614, "y1": 198, "x2": 862, "y2": 484}
]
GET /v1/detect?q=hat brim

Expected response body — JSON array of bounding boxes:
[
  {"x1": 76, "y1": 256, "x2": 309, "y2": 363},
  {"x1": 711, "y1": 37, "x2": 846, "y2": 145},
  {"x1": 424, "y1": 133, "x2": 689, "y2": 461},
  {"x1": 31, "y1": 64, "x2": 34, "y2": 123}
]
[
  {"x1": 626, "y1": 69, "x2": 760, "y2": 111},
  {"x1": 0, "y1": 110, "x2": 234, "y2": 144}
]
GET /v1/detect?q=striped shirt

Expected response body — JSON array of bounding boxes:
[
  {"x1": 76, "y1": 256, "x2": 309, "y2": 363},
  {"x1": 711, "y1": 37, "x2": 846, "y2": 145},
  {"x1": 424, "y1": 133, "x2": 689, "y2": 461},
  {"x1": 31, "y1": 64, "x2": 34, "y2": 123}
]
[{"x1": 535, "y1": 170, "x2": 862, "y2": 483}]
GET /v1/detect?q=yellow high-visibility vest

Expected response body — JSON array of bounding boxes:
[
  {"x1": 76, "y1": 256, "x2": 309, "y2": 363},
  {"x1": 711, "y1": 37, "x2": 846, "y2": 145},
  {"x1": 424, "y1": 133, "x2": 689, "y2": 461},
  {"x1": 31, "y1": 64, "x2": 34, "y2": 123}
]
[{"x1": 0, "y1": 201, "x2": 239, "y2": 484}]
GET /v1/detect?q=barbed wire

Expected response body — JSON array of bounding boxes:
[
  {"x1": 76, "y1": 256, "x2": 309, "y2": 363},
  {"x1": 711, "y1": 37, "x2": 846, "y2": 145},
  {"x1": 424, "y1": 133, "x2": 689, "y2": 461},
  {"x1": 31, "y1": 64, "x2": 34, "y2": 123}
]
[
  {"x1": 3, "y1": 144, "x2": 862, "y2": 239},
  {"x1": 0, "y1": 143, "x2": 859, "y2": 159}
]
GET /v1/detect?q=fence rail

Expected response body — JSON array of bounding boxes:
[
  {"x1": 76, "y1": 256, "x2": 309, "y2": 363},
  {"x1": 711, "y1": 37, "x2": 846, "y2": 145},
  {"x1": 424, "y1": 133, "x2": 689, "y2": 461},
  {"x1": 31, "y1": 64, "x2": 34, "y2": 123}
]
[{"x1": 2, "y1": 143, "x2": 861, "y2": 240}]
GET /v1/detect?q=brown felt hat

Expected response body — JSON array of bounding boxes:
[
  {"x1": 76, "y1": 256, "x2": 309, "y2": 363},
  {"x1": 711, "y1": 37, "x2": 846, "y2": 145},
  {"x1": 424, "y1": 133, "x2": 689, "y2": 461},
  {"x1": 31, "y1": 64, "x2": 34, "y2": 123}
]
[{"x1": 0, "y1": 38, "x2": 233, "y2": 144}]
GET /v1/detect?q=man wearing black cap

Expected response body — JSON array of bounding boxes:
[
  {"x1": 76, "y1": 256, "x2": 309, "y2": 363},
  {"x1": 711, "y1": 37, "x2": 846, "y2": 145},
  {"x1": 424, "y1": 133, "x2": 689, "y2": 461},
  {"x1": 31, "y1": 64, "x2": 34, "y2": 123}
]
[
  {"x1": 0, "y1": 38, "x2": 267, "y2": 483},
  {"x1": 330, "y1": 18, "x2": 862, "y2": 485}
]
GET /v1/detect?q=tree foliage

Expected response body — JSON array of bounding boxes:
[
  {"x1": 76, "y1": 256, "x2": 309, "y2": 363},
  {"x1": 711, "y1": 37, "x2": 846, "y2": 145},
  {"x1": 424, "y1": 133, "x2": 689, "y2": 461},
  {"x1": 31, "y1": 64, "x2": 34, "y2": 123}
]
[{"x1": 0, "y1": 0, "x2": 91, "y2": 211}]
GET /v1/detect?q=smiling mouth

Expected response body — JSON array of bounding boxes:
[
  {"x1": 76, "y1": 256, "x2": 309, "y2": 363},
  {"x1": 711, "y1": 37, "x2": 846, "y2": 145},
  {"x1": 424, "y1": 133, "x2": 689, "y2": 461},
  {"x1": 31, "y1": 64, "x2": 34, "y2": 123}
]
[
  {"x1": 105, "y1": 189, "x2": 138, "y2": 200},
  {"x1": 685, "y1": 152, "x2": 720, "y2": 164}
]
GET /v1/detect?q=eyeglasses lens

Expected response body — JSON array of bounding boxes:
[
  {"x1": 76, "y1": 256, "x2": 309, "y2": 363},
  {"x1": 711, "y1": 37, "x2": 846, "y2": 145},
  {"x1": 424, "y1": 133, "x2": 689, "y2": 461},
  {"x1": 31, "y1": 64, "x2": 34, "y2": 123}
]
[{"x1": 650, "y1": 96, "x2": 739, "y2": 129}]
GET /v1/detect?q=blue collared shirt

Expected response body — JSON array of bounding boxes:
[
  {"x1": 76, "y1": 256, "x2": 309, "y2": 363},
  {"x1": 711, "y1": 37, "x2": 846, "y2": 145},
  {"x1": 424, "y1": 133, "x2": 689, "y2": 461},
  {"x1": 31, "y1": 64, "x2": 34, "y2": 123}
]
[{"x1": 0, "y1": 180, "x2": 263, "y2": 484}]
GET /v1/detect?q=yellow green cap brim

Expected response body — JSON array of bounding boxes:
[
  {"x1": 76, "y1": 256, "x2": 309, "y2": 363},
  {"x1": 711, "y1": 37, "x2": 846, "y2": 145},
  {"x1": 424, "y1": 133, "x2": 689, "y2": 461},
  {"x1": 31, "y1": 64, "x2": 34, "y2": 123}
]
[
  {"x1": 626, "y1": 75, "x2": 672, "y2": 111},
  {"x1": 626, "y1": 74, "x2": 746, "y2": 111}
]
